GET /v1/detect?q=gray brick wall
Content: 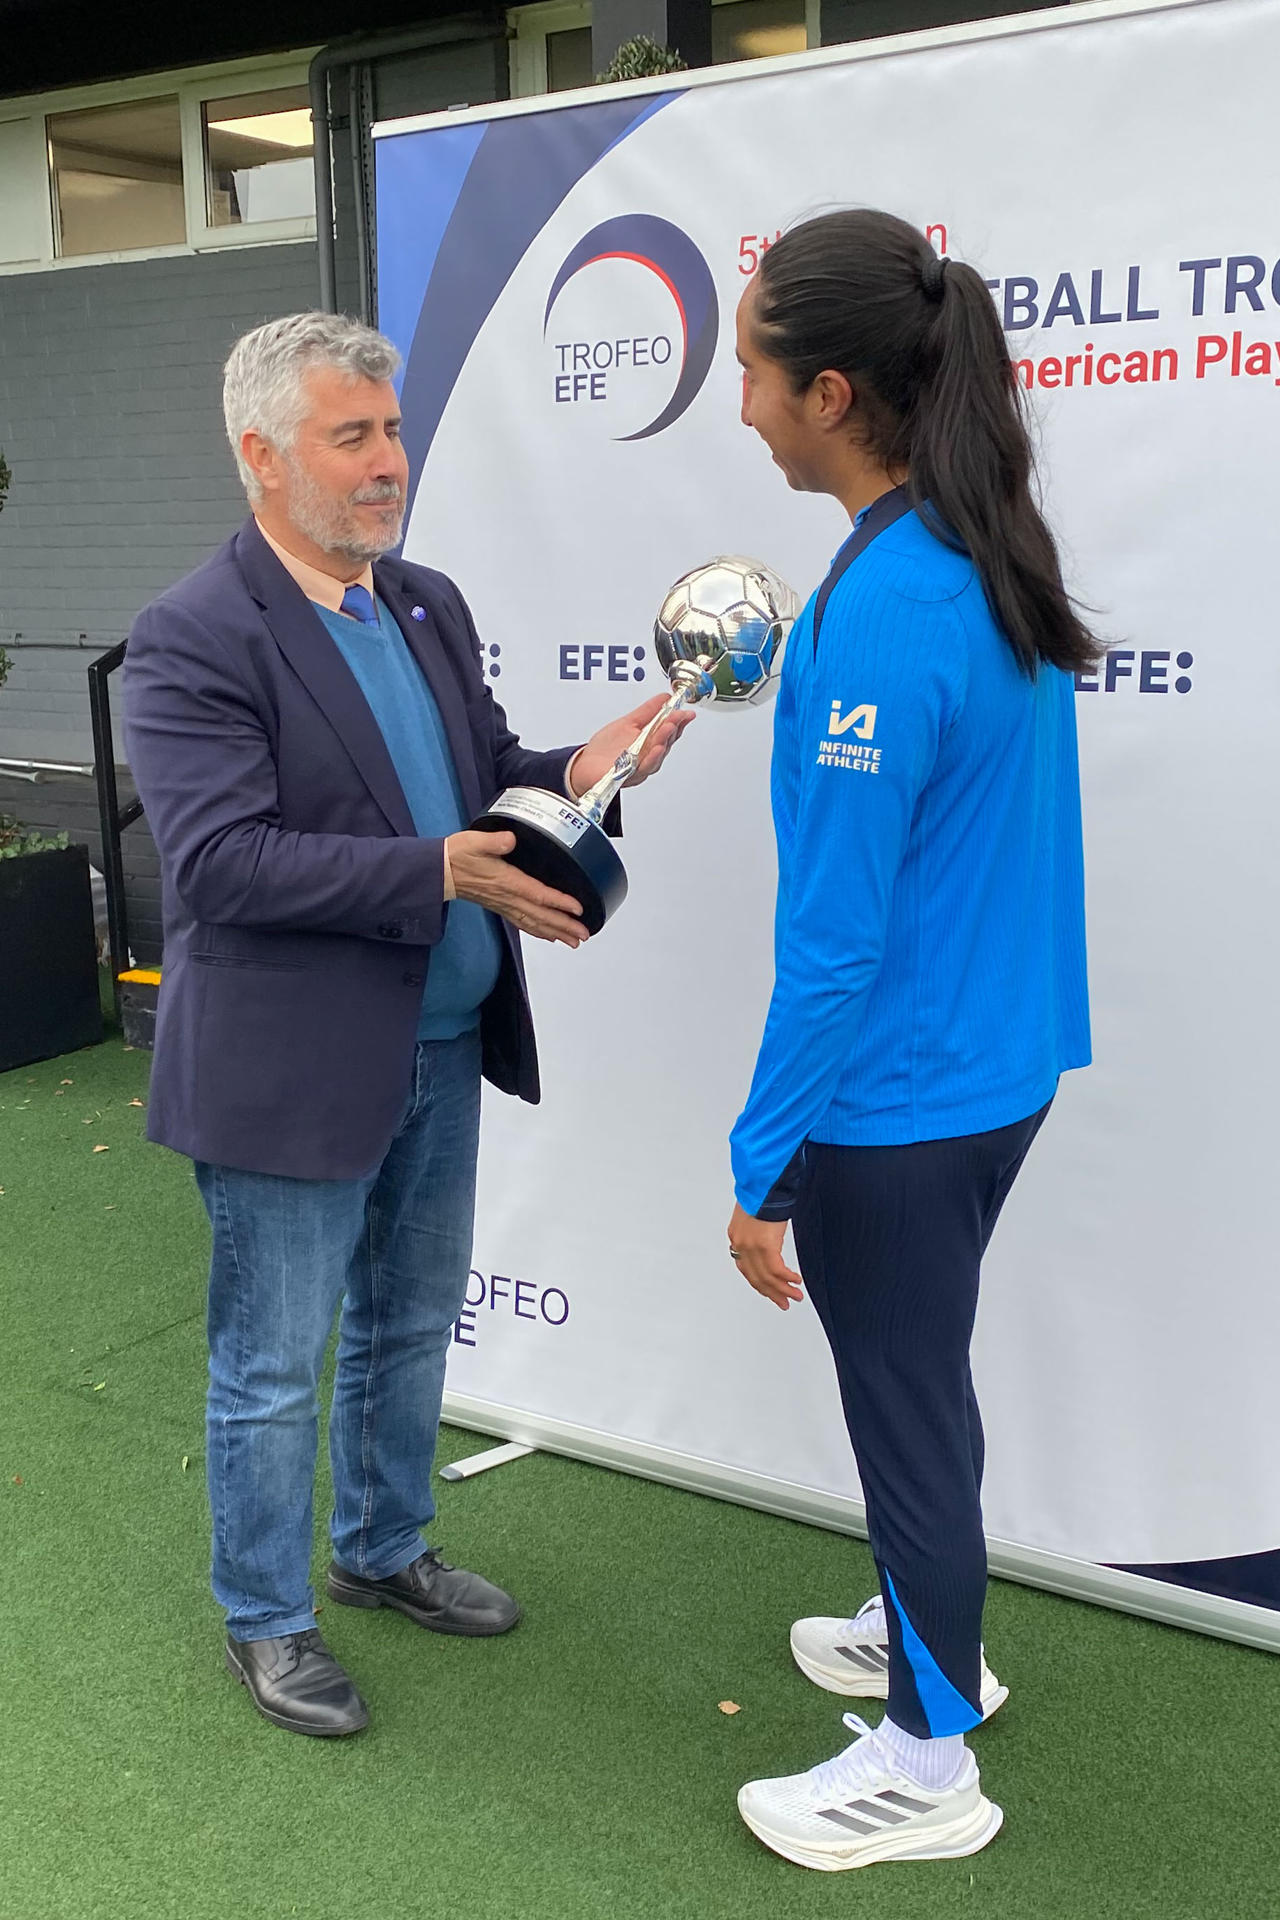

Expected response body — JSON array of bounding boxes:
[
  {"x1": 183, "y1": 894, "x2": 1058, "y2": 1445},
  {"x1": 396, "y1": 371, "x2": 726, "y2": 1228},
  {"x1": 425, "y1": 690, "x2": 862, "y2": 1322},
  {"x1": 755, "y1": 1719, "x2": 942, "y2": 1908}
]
[
  {"x1": 0, "y1": 240, "x2": 321, "y2": 959},
  {"x1": 0, "y1": 241, "x2": 322, "y2": 763},
  {"x1": 0, "y1": 642, "x2": 111, "y2": 766}
]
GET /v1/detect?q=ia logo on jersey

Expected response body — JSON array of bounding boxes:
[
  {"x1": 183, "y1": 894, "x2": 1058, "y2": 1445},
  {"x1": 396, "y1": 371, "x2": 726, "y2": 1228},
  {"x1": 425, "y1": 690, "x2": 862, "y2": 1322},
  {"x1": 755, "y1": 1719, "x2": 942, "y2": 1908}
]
[
  {"x1": 826, "y1": 700, "x2": 877, "y2": 739},
  {"x1": 818, "y1": 700, "x2": 881, "y2": 773}
]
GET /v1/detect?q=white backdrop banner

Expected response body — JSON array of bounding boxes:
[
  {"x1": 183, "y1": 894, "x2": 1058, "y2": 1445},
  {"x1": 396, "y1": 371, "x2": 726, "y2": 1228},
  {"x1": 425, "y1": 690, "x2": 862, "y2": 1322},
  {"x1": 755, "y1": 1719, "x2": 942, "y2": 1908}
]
[{"x1": 374, "y1": 0, "x2": 1280, "y2": 1624}]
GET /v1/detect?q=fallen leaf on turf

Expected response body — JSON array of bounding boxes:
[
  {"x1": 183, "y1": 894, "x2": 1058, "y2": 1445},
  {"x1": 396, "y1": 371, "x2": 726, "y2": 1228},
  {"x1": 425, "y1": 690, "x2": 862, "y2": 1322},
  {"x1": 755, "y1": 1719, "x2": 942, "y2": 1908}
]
[
  {"x1": 128, "y1": 1098, "x2": 144, "y2": 1108},
  {"x1": 93, "y1": 1382, "x2": 106, "y2": 1392},
  {"x1": 181, "y1": 1455, "x2": 189, "y2": 1472},
  {"x1": 718, "y1": 1701, "x2": 742, "y2": 1715},
  {"x1": 12, "y1": 1476, "x2": 23, "y2": 1485},
  {"x1": 92, "y1": 1144, "x2": 109, "y2": 1153},
  {"x1": 61, "y1": 1079, "x2": 73, "y2": 1086},
  {"x1": 104, "y1": 1205, "x2": 116, "y2": 1212}
]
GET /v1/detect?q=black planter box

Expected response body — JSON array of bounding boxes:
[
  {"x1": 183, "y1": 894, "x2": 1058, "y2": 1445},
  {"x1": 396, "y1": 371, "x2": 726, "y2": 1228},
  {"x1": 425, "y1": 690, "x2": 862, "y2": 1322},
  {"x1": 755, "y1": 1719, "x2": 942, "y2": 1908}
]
[{"x1": 0, "y1": 843, "x2": 103, "y2": 1073}]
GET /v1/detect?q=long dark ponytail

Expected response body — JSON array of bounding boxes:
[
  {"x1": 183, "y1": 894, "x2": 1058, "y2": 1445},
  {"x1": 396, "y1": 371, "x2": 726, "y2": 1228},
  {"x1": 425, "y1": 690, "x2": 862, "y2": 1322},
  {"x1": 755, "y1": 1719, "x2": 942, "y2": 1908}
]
[{"x1": 754, "y1": 210, "x2": 1100, "y2": 676}]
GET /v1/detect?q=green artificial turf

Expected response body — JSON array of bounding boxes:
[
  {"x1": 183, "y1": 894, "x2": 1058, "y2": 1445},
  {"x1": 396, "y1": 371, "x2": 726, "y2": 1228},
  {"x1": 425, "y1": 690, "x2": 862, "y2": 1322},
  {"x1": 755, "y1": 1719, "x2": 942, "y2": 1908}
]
[{"x1": 2, "y1": 1030, "x2": 1277, "y2": 1920}]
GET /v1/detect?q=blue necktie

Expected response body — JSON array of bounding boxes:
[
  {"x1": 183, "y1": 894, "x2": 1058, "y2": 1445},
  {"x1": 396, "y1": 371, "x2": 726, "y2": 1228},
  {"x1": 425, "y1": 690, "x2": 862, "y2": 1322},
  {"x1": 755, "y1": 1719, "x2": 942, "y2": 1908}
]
[{"x1": 340, "y1": 583, "x2": 380, "y2": 627}]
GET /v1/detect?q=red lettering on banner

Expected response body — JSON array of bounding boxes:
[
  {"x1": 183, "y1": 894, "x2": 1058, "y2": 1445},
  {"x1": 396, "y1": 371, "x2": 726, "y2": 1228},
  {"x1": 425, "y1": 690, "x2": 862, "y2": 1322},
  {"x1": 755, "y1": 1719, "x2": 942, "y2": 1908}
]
[
  {"x1": 1196, "y1": 333, "x2": 1280, "y2": 383},
  {"x1": 1011, "y1": 346, "x2": 1180, "y2": 389},
  {"x1": 738, "y1": 222, "x2": 949, "y2": 277},
  {"x1": 1197, "y1": 335, "x2": 1229, "y2": 377}
]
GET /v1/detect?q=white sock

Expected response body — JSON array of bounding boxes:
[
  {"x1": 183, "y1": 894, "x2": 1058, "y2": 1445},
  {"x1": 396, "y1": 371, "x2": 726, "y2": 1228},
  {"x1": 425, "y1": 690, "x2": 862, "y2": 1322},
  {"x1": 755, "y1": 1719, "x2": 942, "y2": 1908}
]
[
  {"x1": 848, "y1": 1595, "x2": 886, "y2": 1637},
  {"x1": 877, "y1": 1716, "x2": 966, "y2": 1791}
]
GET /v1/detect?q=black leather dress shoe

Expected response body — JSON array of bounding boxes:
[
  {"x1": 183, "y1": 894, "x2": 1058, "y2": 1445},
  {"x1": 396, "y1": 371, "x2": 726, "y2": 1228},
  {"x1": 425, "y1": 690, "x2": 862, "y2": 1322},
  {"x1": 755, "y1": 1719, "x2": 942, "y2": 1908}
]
[
  {"x1": 326, "y1": 1548, "x2": 522, "y2": 1636},
  {"x1": 225, "y1": 1628, "x2": 369, "y2": 1736}
]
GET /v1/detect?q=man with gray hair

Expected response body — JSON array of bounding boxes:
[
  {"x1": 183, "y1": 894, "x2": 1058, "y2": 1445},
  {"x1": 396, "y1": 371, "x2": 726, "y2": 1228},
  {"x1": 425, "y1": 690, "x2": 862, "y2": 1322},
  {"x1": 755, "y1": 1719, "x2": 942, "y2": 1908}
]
[{"x1": 125, "y1": 313, "x2": 688, "y2": 1738}]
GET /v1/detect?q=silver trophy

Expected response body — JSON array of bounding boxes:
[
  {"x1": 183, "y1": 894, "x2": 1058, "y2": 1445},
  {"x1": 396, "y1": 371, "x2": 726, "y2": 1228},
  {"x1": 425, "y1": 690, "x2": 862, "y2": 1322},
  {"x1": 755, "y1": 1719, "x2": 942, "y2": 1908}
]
[{"x1": 470, "y1": 556, "x2": 799, "y2": 932}]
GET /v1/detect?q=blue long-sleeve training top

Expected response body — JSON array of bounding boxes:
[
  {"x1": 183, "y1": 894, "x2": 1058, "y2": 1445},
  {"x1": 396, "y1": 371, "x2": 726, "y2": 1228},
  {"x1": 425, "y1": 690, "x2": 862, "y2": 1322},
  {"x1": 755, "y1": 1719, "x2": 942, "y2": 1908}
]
[{"x1": 730, "y1": 501, "x2": 1091, "y2": 1216}]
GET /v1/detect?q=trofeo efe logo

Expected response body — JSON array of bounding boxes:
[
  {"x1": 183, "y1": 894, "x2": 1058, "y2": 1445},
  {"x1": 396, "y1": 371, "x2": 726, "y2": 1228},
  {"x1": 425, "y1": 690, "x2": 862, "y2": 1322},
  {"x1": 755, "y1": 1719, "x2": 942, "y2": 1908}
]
[{"x1": 544, "y1": 213, "x2": 719, "y2": 440}]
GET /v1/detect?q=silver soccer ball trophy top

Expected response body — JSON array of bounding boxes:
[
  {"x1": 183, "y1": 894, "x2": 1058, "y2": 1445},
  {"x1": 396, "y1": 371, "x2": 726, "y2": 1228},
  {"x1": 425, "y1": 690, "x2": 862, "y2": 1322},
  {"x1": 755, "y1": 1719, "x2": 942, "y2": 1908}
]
[
  {"x1": 470, "y1": 557, "x2": 799, "y2": 932},
  {"x1": 652, "y1": 555, "x2": 797, "y2": 709}
]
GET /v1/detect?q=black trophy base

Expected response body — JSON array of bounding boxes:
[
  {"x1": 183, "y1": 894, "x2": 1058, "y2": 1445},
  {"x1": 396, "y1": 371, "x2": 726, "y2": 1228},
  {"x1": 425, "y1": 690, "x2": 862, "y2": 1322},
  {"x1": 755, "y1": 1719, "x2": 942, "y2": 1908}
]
[{"x1": 471, "y1": 787, "x2": 628, "y2": 935}]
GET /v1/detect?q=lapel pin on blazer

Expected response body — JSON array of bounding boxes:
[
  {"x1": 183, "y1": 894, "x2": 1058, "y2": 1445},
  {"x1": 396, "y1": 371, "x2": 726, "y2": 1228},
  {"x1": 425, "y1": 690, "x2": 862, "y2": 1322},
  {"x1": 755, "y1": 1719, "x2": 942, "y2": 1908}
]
[{"x1": 410, "y1": 605, "x2": 427, "y2": 621}]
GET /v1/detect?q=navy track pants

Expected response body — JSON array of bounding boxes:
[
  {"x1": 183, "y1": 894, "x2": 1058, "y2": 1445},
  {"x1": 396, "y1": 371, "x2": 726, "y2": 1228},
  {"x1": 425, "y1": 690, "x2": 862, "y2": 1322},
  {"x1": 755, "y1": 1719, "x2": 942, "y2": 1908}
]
[{"x1": 791, "y1": 1103, "x2": 1051, "y2": 1740}]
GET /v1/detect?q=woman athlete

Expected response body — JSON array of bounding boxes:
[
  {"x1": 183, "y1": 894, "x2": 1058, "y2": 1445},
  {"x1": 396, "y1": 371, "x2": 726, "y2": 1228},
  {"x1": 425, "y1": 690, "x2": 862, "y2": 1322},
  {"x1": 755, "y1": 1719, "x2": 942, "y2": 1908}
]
[{"x1": 726, "y1": 210, "x2": 1095, "y2": 1873}]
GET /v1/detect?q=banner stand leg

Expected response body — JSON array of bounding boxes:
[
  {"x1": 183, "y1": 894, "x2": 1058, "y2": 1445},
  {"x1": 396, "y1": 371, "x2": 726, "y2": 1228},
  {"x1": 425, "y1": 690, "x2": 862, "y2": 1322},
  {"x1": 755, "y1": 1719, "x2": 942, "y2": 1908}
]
[
  {"x1": 442, "y1": 1392, "x2": 1280, "y2": 1654},
  {"x1": 439, "y1": 1440, "x2": 537, "y2": 1482}
]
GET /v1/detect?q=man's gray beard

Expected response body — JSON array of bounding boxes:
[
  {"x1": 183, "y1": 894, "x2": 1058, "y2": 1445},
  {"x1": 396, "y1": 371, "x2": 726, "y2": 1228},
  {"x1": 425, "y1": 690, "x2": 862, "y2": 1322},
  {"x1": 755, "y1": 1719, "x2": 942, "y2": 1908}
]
[{"x1": 283, "y1": 458, "x2": 405, "y2": 565}]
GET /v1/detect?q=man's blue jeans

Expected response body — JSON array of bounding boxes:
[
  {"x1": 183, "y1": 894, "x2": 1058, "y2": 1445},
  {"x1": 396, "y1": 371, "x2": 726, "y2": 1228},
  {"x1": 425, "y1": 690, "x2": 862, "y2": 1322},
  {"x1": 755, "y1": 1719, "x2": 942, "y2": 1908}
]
[{"x1": 194, "y1": 1033, "x2": 481, "y2": 1643}]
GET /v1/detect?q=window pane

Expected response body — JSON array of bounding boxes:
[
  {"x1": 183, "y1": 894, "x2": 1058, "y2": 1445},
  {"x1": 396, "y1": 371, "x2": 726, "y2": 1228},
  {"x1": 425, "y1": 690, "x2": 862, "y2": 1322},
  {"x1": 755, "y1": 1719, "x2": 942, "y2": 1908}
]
[
  {"x1": 547, "y1": 27, "x2": 595, "y2": 92},
  {"x1": 48, "y1": 97, "x2": 185, "y2": 258},
  {"x1": 713, "y1": 0, "x2": 807, "y2": 62},
  {"x1": 203, "y1": 85, "x2": 315, "y2": 229}
]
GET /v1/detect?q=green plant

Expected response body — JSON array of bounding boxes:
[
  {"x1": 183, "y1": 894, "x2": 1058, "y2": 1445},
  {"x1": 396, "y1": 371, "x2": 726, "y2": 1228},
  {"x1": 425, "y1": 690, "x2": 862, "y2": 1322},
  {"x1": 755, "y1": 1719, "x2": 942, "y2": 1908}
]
[
  {"x1": 596, "y1": 34, "x2": 689, "y2": 83},
  {"x1": 0, "y1": 816, "x2": 70, "y2": 859}
]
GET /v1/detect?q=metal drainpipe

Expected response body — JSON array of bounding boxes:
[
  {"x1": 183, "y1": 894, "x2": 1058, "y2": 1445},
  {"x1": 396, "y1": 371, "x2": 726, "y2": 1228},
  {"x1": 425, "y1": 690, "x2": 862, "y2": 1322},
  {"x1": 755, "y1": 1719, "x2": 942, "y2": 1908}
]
[
  {"x1": 309, "y1": 15, "x2": 506, "y2": 315},
  {"x1": 349, "y1": 62, "x2": 372, "y2": 322}
]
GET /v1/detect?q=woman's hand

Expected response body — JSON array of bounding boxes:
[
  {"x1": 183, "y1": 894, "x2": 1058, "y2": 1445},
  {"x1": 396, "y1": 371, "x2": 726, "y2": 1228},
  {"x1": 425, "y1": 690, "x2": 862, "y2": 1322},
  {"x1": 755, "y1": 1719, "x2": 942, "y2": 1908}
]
[{"x1": 727, "y1": 1202, "x2": 804, "y2": 1310}]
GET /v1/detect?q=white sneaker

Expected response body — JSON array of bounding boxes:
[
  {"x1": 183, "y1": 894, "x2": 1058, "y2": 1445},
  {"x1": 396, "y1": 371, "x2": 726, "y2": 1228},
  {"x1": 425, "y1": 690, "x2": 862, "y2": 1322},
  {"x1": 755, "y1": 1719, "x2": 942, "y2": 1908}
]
[
  {"x1": 790, "y1": 1596, "x2": 1009, "y2": 1719},
  {"x1": 738, "y1": 1711, "x2": 1002, "y2": 1872}
]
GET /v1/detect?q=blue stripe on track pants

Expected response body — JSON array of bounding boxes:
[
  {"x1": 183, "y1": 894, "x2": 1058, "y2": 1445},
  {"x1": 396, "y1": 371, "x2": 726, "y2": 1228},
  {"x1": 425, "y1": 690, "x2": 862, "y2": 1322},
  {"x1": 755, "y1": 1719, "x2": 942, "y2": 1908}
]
[{"x1": 791, "y1": 1102, "x2": 1051, "y2": 1739}]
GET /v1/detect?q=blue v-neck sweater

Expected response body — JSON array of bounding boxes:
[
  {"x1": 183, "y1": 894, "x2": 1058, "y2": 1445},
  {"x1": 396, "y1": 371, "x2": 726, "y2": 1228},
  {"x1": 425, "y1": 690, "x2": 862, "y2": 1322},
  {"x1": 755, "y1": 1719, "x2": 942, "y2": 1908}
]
[{"x1": 316, "y1": 596, "x2": 503, "y2": 1039}]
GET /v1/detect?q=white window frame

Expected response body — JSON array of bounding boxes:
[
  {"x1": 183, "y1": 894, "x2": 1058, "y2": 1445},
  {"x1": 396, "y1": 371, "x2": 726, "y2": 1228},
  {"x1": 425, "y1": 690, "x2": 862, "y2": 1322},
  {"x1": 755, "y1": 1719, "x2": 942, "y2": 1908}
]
[
  {"x1": 181, "y1": 63, "x2": 319, "y2": 252},
  {"x1": 507, "y1": 0, "x2": 819, "y2": 99},
  {"x1": 0, "y1": 48, "x2": 318, "y2": 276},
  {"x1": 509, "y1": 0, "x2": 592, "y2": 97}
]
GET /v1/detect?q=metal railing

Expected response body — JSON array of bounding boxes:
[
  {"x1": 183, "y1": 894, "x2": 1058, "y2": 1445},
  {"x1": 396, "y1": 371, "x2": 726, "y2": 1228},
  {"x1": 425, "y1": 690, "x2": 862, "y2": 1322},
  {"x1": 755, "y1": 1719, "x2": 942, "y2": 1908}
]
[
  {"x1": 0, "y1": 757, "x2": 96, "y2": 779},
  {"x1": 86, "y1": 639, "x2": 142, "y2": 1020}
]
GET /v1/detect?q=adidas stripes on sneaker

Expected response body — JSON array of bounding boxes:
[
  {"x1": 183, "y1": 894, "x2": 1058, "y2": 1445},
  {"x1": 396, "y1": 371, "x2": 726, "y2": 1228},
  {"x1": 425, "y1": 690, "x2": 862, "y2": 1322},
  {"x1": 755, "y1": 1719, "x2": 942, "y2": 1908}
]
[
  {"x1": 790, "y1": 1595, "x2": 1009, "y2": 1719},
  {"x1": 738, "y1": 1711, "x2": 1002, "y2": 1873}
]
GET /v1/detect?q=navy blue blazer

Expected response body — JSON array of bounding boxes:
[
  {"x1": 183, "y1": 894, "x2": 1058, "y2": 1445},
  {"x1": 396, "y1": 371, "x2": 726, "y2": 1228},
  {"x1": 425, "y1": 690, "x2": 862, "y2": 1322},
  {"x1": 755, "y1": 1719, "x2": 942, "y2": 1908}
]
[{"x1": 125, "y1": 518, "x2": 598, "y2": 1179}]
